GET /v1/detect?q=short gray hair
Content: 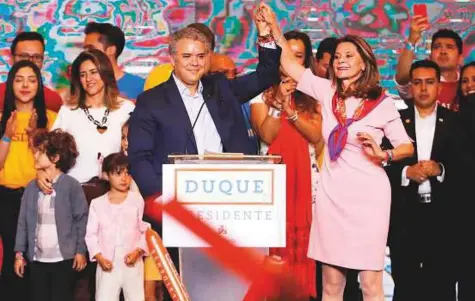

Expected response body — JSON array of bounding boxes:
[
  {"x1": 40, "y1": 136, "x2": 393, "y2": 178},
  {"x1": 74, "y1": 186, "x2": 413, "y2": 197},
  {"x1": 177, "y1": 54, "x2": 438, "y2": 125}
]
[{"x1": 169, "y1": 27, "x2": 211, "y2": 56}]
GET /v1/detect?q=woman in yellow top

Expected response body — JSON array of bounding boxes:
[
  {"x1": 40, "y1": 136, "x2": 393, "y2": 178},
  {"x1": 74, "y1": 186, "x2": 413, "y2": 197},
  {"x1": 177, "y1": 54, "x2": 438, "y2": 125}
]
[{"x1": 0, "y1": 60, "x2": 56, "y2": 300}]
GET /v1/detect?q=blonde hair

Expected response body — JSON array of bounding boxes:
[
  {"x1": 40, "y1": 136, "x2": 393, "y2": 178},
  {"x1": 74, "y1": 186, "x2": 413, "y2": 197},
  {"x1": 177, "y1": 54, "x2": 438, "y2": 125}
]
[{"x1": 69, "y1": 49, "x2": 122, "y2": 110}]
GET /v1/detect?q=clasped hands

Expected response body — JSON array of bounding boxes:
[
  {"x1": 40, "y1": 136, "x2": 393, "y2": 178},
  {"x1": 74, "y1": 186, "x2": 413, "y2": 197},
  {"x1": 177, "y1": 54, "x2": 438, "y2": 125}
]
[
  {"x1": 95, "y1": 248, "x2": 143, "y2": 272},
  {"x1": 406, "y1": 160, "x2": 441, "y2": 184},
  {"x1": 254, "y1": 2, "x2": 280, "y2": 40}
]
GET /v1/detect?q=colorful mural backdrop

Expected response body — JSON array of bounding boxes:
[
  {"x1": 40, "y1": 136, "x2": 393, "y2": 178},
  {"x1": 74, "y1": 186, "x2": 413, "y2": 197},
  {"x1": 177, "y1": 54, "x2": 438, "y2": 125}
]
[
  {"x1": 0, "y1": 0, "x2": 473, "y2": 95},
  {"x1": 0, "y1": 1, "x2": 473, "y2": 298}
]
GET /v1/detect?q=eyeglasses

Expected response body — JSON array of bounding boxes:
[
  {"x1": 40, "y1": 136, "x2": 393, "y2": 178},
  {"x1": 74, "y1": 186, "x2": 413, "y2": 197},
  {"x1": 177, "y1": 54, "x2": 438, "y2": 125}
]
[{"x1": 14, "y1": 53, "x2": 44, "y2": 63}]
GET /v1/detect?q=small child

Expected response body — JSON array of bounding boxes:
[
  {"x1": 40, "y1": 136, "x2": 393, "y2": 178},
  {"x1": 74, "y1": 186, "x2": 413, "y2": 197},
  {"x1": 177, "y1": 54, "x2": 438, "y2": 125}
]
[
  {"x1": 14, "y1": 129, "x2": 89, "y2": 301},
  {"x1": 121, "y1": 120, "x2": 164, "y2": 301},
  {"x1": 85, "y1": 152, "x2": 148, "y2": 301}
]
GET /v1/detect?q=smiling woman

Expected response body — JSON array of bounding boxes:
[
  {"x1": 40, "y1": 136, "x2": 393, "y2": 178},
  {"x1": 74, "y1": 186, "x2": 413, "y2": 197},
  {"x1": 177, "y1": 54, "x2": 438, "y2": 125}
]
[
  {"x1": 0, "y1": 60, "x2": 57, "y2": 300},
  {"x1": 258, "y1": 3, "x2": 414, "y2": 300},
  {"x1": 48, "y1": 49, "x2": 135, "y2": 185}
]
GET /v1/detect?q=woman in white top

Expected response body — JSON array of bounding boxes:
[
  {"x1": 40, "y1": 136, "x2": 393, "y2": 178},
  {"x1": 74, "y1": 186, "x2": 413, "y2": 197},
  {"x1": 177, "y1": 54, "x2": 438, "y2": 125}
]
[{"x1": 39, "y1": 49, "x2": 134, "y2": 190}]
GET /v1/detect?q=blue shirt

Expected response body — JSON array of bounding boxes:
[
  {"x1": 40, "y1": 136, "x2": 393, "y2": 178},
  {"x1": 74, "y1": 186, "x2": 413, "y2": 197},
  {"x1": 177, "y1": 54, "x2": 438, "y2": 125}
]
[
  {"x1": 172, "y1": 74, "x2": 222, "y2": 154},
  {"x1": 117, "y1": 72, "x2": 145, "y2": 101}
]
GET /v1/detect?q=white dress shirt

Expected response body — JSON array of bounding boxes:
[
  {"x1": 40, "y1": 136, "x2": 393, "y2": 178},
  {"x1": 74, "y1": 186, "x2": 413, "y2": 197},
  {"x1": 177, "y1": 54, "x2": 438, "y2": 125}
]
[
  {"x1": 401, "y1": 106, "x2": 445, "y2": 193},
  {"x1": 172, "y1": 74, "x2": 223, "y2": 154}
]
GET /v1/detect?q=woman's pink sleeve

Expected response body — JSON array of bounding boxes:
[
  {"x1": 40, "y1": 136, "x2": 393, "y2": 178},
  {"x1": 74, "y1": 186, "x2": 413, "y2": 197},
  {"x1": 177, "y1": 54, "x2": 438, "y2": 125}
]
[{"x1": 296, "y1": 68, "x2": 333, "y2": 102}]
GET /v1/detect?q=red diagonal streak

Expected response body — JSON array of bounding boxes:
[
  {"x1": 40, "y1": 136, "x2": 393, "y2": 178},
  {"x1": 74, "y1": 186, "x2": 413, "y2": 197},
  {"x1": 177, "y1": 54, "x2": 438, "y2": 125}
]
[
  {"x1": 163, "y1": 200, "x2": 264, "y2": 280},
  {"x1": 146, "y1": 198, "x2": 302, "y2": 300}
]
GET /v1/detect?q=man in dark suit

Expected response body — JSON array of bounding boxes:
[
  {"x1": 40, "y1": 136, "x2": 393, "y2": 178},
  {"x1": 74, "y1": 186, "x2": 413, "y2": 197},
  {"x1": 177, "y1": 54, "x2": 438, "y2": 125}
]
[
  {"x1": 385, "y1": 60, "x2": 462, "y2": 301},
  {"x1": 455, "y1": 92, "x2": 475, "y2": 301},
  {"x1": 128, "y1": 22, "x2": 280, "y2": 301},
  {"x1": 128, "y1": 26, "x2": 280, "y2": 197}
]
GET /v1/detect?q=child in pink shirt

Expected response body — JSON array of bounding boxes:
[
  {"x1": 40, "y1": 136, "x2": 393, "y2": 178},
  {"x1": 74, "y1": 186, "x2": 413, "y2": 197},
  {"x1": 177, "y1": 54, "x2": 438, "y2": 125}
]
[{"x1": 85, "y1": 152, "x2": 149, "y2": 301}]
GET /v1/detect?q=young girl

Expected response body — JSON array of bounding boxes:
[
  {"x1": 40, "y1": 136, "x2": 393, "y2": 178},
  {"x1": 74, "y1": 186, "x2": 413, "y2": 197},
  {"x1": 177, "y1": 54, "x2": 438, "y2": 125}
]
[
  {"x1": 0, "y1": 60, "x2": 57, "y2": 299},
  {"x1": 85, "y1": 152, "x2": 148, "y2": 301},
  {"x1": 121, "y1": 121, "x2": 163, "y2": 301},
  {"x1": 14, "y1": 129, "x2": 88, "y2": 301}
]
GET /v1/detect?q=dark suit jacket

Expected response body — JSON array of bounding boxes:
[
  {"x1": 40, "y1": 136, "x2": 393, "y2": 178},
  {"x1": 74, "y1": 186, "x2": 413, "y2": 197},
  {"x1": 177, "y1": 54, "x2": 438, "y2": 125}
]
[
  {"x1": 456, "y1": 94, "x2": 475, "y2": 257},
  {"x1": 385, "y1": 105, "x2": 463, "y2": 256},
  {"x1": 128, "y1": 46, "x2": 281, "y2": 196}
]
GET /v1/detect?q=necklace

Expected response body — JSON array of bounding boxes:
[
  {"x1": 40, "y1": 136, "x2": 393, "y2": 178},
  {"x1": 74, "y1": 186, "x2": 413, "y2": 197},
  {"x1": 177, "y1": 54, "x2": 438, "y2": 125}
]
[{"x1": 83, "y1": 107, "x2": 110, "y2": 134}]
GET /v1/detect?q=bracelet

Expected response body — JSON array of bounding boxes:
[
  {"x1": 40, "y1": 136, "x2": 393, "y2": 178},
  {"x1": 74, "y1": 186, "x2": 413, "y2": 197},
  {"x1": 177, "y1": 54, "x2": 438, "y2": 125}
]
[
  {"x1": 268, "y1": 108, "x2": 282, "y2": 119},
  {"x1": 385, "y1": 149, "x2": 393, "y2": 163},
  {"x1": 1, "y1": 136, "x2": 11, "y2": 143},
  {"x1": 258, "y1": 34, "x2": 274, "y2": 44},
  {"x1": 286, "y1": 111, "x2": 298, "y2": 122}
]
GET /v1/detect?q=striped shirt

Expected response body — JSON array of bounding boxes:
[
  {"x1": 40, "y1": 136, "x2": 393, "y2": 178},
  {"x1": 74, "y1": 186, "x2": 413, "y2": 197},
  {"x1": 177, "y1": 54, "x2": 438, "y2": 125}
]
[{"x1": 34, "y1": 189, "x2": 64, "y2": 262}]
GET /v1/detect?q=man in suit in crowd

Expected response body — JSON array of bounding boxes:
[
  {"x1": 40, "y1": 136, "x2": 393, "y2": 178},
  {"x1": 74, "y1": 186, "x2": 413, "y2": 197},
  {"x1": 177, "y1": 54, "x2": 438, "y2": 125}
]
[
  {"x1": 385, "y1": 60, "x2": 463, "y2": 301},
  {"x1": 128, "y1": 21, "x2": 280, "y2": 300}
]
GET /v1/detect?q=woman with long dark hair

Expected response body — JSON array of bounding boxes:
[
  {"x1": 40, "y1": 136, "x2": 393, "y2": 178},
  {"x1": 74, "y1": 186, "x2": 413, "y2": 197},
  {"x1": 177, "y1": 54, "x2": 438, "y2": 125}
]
[
  {"x1": 250, "y1": 30, "x2": 323, "y2": 299},
  {"x1": 250, "y1": 30, "x2": 322, "y2": 153},
  {"x1": 0, "y1": 60, "x2": 56, "y2": 300},
  {"x1": 259, "y1": 4, "x2": 414, "y2": 301}
]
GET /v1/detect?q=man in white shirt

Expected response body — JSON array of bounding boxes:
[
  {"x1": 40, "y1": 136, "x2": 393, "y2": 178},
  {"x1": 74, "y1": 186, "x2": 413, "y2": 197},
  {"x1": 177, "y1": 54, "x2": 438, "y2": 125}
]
[{"x1": 385, "y1": 60, "x2": 462, "y2": 301}]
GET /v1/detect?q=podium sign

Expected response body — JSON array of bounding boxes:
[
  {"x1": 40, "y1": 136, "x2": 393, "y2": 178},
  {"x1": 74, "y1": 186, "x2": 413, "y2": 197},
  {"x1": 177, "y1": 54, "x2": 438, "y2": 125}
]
[{"x1": 162, "y1": 164, "x2": 286, "y2": 247}]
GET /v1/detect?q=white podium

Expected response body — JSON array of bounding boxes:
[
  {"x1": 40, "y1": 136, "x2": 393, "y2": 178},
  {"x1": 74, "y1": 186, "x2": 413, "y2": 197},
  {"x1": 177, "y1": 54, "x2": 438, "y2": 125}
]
[{"x1": 162, "y1": 154, "x2": 286, "y2": 301}]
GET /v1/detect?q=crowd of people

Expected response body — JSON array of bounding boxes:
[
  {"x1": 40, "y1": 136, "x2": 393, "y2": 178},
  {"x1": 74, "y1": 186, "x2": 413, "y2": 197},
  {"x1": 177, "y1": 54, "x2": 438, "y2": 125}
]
[{"x1": 0, "y1": 2, "x2": 473, "y2": 301}]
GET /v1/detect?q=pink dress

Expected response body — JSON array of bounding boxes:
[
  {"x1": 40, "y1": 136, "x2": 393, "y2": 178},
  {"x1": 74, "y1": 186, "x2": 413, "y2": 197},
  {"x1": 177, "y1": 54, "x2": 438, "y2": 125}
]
[{"x1": 297, "y1": 69, "x2": 411, "y2": 270}]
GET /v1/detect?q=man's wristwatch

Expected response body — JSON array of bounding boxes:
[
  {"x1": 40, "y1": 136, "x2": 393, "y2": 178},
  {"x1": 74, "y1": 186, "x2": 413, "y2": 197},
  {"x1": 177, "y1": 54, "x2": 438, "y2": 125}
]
[
  {"x1": 15, "y1": 252, "x2": 24, "y2": 261},
  {"x1": 438, "y1": 163, "x2": 444, "y2": 176}
]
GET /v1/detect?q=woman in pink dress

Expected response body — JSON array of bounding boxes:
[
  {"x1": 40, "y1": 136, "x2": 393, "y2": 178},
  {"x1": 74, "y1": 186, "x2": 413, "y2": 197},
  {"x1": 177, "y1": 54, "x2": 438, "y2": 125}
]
[{"x1": 258, "y1": 4, "x2": 414, "y2": 301}]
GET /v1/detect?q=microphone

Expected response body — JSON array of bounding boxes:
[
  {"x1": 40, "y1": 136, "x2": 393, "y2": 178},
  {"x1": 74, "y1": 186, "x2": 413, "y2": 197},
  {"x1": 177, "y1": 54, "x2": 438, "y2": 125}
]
[
  {"x1": 182, "y1": 101, "x2": 206, "y2": 155},
  {"x1": 181, "y1": 78, "x2": 216, "y2": 155}
]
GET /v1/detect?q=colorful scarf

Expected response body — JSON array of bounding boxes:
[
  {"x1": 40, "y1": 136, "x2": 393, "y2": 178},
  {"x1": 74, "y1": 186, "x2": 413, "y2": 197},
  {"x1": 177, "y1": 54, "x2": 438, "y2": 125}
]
[{"x1": 328, "y1": 92, "x2": 386, "y2": 161}]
